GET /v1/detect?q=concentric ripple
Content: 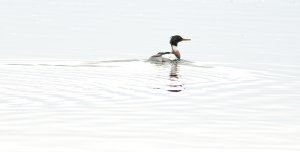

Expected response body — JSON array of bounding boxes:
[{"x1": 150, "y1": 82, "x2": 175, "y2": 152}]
[{"x1": 0, "y1": 59, "x2": 299, "y2": 152}]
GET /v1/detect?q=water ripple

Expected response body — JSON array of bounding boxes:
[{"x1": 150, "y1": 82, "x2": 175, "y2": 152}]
[{"x1": 0, "y1": 59, "x2": 299, "y2": 152}]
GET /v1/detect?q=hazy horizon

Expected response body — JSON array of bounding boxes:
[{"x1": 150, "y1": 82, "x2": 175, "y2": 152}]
[{"x1": 0, "y1": 0, "x2": 299, "y2": 64}]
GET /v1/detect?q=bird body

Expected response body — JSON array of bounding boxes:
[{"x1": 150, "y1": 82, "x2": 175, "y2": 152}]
[{"x1": 149, "y1": 35, "x2": 190, "y2": 62}]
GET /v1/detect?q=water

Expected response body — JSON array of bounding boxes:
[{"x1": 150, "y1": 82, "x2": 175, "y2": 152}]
[
  {"x1": 1, "y1": 0, "x2": 300, "y2": 151},
  {"x1": 0, "y1": 59, "x2": 299, "y2": 152}
]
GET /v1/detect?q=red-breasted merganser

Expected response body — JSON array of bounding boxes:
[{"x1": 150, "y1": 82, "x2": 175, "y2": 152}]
[{"x1": 149, "y1": 35, "x2": 191, "y2": 62}]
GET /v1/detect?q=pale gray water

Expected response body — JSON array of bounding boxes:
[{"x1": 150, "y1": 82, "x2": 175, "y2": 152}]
[
  {"x1": 0, "y1": 0, "x2": 300, "y2": 152},
  {"x1": 0, "y1": 59, "x2": 299, "y2": 152}
]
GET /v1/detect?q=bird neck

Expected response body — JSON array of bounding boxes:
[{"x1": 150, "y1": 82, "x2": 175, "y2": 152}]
[{"x1": 171, "y1": 45, "x2": 180, "y2": 59}]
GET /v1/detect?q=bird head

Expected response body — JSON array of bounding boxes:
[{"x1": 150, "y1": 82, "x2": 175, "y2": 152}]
[{"x1": 170, "y1": 35, "x2": 191, "y2": 46}]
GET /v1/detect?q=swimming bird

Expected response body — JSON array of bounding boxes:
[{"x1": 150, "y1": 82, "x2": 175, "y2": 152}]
[{"x1": 149, "y1": 35, "x2": 191, "y2": 62}]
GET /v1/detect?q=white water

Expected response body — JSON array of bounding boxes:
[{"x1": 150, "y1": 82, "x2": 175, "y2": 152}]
[{"x1": 0, "y1": 0, "x2": 300, "y2": 152}]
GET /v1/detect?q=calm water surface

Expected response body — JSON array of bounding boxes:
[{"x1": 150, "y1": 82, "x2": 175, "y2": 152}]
[
  {"x1": 1, "y1": 0, "x2": 300, "y2": 151},
  {"x1": 0, "y1": 59, "x2": 299, "y2": 152}
]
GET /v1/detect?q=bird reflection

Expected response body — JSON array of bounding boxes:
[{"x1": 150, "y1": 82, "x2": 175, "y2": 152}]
[{"x1": 167, "y1": 61, "x2": 184, "y2": 92}]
